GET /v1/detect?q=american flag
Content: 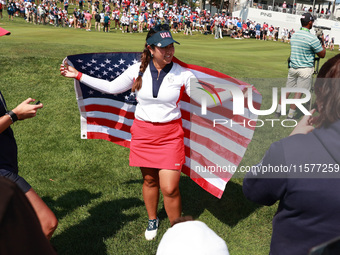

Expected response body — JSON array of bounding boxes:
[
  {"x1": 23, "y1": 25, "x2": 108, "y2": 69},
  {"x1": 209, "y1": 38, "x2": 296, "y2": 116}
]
[{"x1": 66, "y1": 52, "x2": 262, "y2": 198}]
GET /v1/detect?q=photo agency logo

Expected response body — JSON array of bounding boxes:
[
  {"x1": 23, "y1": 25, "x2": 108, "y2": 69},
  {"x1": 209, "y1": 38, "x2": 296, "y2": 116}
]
[{"x1": 197, "y1": 82, "x2": 311, "y2": 128}]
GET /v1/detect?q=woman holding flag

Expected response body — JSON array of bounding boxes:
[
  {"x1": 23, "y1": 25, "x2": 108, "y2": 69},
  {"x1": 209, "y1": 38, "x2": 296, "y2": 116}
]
[{"x1": 60, "y1": 24, "x2": 232, "y2": 240}]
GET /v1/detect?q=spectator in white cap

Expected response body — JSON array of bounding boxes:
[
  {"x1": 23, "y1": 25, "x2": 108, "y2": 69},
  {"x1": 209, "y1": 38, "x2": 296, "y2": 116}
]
[{"x1": 156, "y1": 217, "x2": 229, "y2": 255}]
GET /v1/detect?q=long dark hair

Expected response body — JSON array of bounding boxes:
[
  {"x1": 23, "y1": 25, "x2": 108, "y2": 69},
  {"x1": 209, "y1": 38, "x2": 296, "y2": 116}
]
[
  {"x1": 313, "y1": 54, "x2": 340, "y2": 128},
  {"x1": 132, "y1": 24, "x2": 170, "y2": 92}
]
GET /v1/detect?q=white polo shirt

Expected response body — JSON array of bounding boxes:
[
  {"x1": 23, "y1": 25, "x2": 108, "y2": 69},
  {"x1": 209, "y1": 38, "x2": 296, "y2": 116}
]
[{"x1": 81, "y1": 62, "x2": 194, "y2": 123}]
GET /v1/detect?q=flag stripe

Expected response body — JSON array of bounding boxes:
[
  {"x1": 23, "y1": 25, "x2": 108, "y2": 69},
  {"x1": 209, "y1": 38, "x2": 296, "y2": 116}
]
[
  {"x1": 183, "y1": 127, "x2": 242, "y2": 166},
  {"x1": 88, "y1": 132, "x2": 131, "y2": 148},
  {"x1": 185, "y1": 157, "x2": 230, "y2": 188},
  {"x1": 181, "y1": 112, "x2": 251, "y2": 149},
  {"x1": 184, "y1": 137, "x2": 238, "y2": 174},
  {"x1": 180, "y1": 101, "x2": 256, "y2": 137},
  {"x1": 85, "y1": 104, "x2": 135, "y2": 120},
  {"x1": 86, "y1": 124, "x2": 132, "y2": 142},
  {"x1": 84, "y1": 97, "x2": 136, "y2": 113},
  {"x1": 184, "y1": 99, "x2": 257, "y2": 130},
  {"x1": 182, "y1": 165, "x2": 227, "y2": 199},
  {"x1": 87, "y1": 117, "x2": 132, "y2": 134},
  {"x1": 187, "y1": 149, "x2": 234, "y2": 181},
  {"x1": 86, "y1": 111, "x2": 134, "y2": 126}
]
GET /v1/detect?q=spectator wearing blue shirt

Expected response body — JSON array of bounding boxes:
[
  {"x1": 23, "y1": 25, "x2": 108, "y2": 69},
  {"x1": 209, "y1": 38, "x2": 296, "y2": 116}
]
[
  {"x1": 103, "y1": 12, "x2": 110, "y2": 32},
  {"x1": 236, "y1": 19, "x2": 242, "y2": 30},
  {"x1": 255, "y1": 23, "x2": 261, "y2": 40}
]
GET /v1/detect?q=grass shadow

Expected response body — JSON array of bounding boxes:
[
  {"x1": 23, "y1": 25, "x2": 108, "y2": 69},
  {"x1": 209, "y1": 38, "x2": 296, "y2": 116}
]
[
  {"x1": 180, "y1": 176, "x2": 262, "y2": 227},
  {"x1": 124, "y1": 179, "x2": 143, "y2": 185},
  {"x1": 124, "y1": 176, "x2": 261, "y2": 227},
  {"x1": 51, "y1": 197, "x2": 144, "y2": 255},
  {"x1": 43, "y1": 189, "x2": 102, "y2": 219}
]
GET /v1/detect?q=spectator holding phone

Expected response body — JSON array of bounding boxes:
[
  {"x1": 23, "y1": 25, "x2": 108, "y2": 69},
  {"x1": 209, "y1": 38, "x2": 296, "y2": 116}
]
[
  {"x1": 0, "y1": 28, "x2": 58, "y2": 240},
  {"x1": 0, "y1": 92, "x2": 58, "y2": 240}
]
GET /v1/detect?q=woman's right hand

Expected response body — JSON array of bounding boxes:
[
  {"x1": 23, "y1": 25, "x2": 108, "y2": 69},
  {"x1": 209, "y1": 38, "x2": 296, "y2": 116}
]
[
  {"x1": 289, "y1": 109, "x2": 316, "y2": 136},
  {"x1": 60, "y1": 60, "x2": 78, "y2": 79},
  {"x1": 12, "y1": 98, "x2": 43, "y2": 121}
]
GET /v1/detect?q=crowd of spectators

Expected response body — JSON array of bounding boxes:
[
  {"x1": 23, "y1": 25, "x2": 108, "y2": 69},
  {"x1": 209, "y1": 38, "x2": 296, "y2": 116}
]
[
  {"x1": 211, "y1": 15, "x2": 296, "y2": 42},
  {"x1": 0, "y1": 0, "x2": 335, "y2": 46},
  {"x1": 2, "y1": 0, "x2": 217, "y2": 33},
  {"x1": 1, "y1": 4, "x2": 339, "y2": 253},
  {"x1": 250, "y1": 0, "x2": 333, "y2": 20}
]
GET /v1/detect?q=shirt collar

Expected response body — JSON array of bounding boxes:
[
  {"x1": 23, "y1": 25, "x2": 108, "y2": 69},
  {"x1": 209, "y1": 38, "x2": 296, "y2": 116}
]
[
  {"x1": 149, "y1": 59, "x2": 173, "y2": 76},
  {"x1": 300, "y1": 27, "x2": 310, "y2": 32},
  {"x1": 149, "y1": 60, "x2": 173, "y2": 98}
]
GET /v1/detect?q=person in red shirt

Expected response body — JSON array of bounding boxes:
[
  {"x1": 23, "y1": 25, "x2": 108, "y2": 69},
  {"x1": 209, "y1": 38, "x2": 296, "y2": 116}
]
[
  {"x1": 242, "y1": 22, "x2": 249, "y2": 38},
  {"x1": 268, "y1": 25, "x2": 274, "y2": 40}
]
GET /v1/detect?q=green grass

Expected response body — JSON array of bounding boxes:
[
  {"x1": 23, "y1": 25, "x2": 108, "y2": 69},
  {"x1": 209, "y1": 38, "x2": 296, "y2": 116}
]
[{"x1": 0, "y1": 14, "x2": 338, "y2": 255}]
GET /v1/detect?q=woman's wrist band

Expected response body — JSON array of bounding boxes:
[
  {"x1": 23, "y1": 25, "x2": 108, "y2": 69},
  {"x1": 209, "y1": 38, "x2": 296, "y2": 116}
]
[
  {"x1": 6, "y1": 111, "x2": 18, "y2": 123},
  {"x1": 76, "y1": 72, "x2": 83, "y2": 81},
  {"x1": 138, "y1": 71, "x2": 144, "y2": 77}
]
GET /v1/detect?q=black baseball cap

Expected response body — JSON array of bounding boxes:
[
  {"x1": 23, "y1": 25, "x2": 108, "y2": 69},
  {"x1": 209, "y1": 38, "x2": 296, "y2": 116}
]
[
  {"x1": 301, "y1": 13, "x2": 314, "y2": 23},
  {"x1": 146, "y1": 31, "x2": 180, "y2": 48}
]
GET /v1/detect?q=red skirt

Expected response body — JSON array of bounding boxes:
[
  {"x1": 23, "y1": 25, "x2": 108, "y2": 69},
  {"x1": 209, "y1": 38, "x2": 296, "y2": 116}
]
[{"x1": 129, "y1": 118, "x2": 185, "y2": 170}]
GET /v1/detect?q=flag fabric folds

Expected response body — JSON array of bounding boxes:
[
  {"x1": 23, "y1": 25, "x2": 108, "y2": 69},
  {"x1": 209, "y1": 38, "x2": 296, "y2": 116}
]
[{"x1": 66, "y1": 52, "x2": 262, "y2": 199}]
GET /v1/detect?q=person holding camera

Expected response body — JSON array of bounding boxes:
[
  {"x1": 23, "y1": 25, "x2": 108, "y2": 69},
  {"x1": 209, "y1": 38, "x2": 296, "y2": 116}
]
[{"x1": 275, "y1": 13, "x2": 326, "y2": 119}]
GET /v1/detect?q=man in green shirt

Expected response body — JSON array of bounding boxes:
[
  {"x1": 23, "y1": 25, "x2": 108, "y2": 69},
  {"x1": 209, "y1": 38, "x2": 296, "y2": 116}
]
[{"x1": 275, "y1": 13, "x2": 326, "y2": 119}]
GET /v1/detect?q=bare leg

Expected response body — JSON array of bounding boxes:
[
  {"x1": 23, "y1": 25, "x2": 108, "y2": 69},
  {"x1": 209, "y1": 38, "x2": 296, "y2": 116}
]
[
  {"x1": 25, "y1": 188, "x2": 58, "y2": 240},
  {"x1": 141, "y1": 167, "x2": 160, "y2": 220},
  {"x1": 159, "y1": 169, "x2": 181, "y2": 225}
]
